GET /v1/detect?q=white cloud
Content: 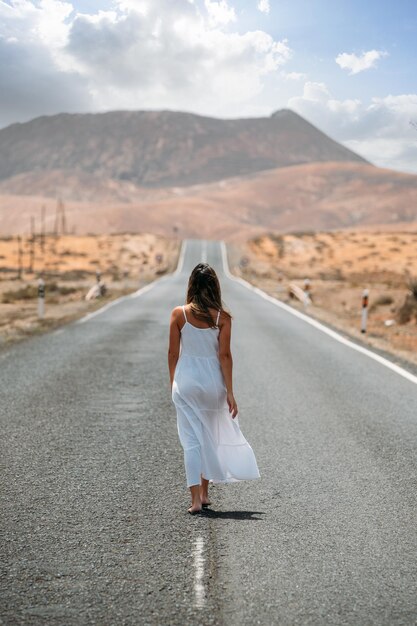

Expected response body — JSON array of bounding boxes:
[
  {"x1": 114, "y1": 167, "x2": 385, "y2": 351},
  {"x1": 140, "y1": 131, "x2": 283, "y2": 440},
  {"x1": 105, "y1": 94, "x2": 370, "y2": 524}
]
[
  {"x1": 335, "y1": 49, "x2": 388, "y2": 75},
  {"x1": 0, "y1": 0, "x2": 89, "y2": 126},
  {"x1": 281, "y1": 71, "x2": 307, "y2": 81},
  {"x1": 289, "y1": 83, "x2": 417, "y2": 173},
  {"x1": 0, "y1": 1, "x2": 415, "y2": 174},
  {"x1": 204, "y1": 0, "x2": 236, "y2": 26},
  {"x1": 257, "y1": 0, "x2": 270, "y2": 14},
  {"x1": 0, "y1": 0, "x2": 292, "y2": 125}
]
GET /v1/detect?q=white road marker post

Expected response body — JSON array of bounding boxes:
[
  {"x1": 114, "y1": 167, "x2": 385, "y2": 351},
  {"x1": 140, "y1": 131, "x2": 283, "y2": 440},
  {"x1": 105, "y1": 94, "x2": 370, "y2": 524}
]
[
  {"x1": 361, "y1": 288, "x2": 369, "y2": 333},
  {"x1": 303, "y1": 278, "x2": 312, "y2": 307},
  {"x1": 37, "y1": 277, "x2": 45, "y2": 319}
]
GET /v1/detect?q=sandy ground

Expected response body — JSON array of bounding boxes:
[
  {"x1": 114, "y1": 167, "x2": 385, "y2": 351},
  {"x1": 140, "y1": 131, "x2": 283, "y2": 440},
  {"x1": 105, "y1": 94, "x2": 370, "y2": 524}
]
[
  {"x1": 227, "y1": 230, "x2": 417, "y2": 367},
  {"x1": 0, "y1": 233, "x2": 180, "y2": 346}
]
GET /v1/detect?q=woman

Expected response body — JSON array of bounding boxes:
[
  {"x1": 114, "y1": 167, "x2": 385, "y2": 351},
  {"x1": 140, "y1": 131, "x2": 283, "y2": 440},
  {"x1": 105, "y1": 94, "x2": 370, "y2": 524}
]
[{"x1": 168, "y1": 262, "x2": 260, "y2": 515}]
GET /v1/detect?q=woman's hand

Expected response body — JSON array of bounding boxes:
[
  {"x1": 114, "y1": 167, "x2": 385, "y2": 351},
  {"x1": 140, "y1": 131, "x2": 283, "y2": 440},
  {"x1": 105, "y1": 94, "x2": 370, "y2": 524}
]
[{"x1": 227, "y1": 391, "x2": 238, "y2": 419}]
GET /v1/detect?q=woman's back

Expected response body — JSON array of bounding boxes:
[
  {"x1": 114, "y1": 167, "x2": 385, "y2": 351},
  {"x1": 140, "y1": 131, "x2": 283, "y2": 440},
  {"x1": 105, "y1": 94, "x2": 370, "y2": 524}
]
[{"x1": 179, "y1": 305, "x2": 221, "y2": 359}]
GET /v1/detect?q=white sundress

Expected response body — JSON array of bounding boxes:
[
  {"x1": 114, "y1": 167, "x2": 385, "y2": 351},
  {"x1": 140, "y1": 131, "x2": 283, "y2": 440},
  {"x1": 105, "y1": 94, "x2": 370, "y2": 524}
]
[{"x1": 172, "y1": 305, "x2": 260, "y2": 487}]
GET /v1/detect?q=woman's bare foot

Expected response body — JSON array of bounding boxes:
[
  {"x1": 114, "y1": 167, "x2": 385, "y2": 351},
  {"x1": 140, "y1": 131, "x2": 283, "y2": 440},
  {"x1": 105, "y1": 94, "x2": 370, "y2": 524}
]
[
  {"x1": 200, "y1": 476, "x2": 211, "y2": 507},
  {"x1": 189, "y1": 484, "x2": 202, "y2": 514},
  {"x1": 188, "y1": 505, "x2": 202, "y2": 514}
]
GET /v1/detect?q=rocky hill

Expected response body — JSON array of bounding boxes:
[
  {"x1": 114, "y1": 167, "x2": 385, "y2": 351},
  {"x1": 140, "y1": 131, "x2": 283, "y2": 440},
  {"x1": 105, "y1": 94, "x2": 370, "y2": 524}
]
[{"x1": 0, "y1": 109, "x2": 367, "y2": 189}]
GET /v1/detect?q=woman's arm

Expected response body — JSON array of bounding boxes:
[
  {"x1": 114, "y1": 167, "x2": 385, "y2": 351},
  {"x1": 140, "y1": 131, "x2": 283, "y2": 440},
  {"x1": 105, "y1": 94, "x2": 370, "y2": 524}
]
[
  {"x1": 218, "y1": 315, "x2": 238, "y2": 418},
  {"x1": 168, "y1": 307, "x2": 181, "y2": 388}
]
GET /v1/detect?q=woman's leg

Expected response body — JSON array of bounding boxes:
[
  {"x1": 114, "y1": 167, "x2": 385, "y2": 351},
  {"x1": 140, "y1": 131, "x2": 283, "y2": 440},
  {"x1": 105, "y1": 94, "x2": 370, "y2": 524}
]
[
  {"x1": 189, "y1": 484, "x2": 202, "y2": 513},
  {"x1": 200, "y1": 475, "x2": 211, "y2": 505}
]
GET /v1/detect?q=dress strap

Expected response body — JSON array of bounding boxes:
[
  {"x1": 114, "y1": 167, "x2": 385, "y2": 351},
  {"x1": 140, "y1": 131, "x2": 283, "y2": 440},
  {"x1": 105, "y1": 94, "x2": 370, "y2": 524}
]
[
  {"x1": 216, "y1": 309, "x2": 221, "y2": 326},
  {"x1": 182, "y1": 305, "x2": 188, "y2": 322}
]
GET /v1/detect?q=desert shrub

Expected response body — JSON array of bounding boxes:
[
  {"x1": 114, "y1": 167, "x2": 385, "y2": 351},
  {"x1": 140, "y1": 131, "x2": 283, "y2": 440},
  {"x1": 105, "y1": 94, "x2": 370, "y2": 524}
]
[
  {"x1": 289, "y1": 230, "x2": 316, "y2": 237},
  {"x1": 46, "y1": 282, "x2": 76, "y2": 294},
  {"x1": 2, "y1": 282, "x2": 78, "y2": 303},
  {"x1": 396, "y1": 281, "x2": 417, "y2": 324},
  {"x1": 2, "y1": 285, "x2": 38, "y2": 302},
  {"x1": 396, "y1": 296, "x2": 417, "y2": 324},
  {"x1": 375, "y1": 294, "x2": 394, "y2": 306},
  {"x1": 60, "y1": 270, "x2": 91, "y2": 280},
  {"x1": 60, "y1": 250, "x2": 87, "y2": 257},
  {"x1": 271, "y1": 234, "x2": 285, "y2": 258},
  {"x1": 408, "y1": 278, "x2": 417, "y2": 299},
  {"x1": 369, "y1": 294, "x2": 394, "y2": 312},
  {"x1": 57, "y1": 285, "x2": 78, "y2": 296}
]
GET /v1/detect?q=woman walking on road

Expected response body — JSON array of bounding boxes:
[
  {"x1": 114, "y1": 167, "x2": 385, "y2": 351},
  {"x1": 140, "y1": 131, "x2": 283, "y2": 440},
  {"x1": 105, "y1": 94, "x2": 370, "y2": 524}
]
[{"x1": 168, "y1": 263, "x2": 260, "y2": 515}]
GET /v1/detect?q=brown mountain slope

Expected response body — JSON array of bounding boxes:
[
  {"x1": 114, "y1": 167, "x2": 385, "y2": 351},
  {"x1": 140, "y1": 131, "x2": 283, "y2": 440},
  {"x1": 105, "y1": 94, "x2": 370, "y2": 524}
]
[
  {"x1": 1, "y1": 162, "x2": 416, "y2": 239},
  {"x1": 0, "y1": 109, "x2": 366, "y2": 188}
]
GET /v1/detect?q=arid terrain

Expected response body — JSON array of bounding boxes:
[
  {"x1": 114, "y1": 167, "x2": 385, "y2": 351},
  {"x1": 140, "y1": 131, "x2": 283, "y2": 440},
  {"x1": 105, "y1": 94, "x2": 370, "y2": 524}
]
[
  {"x1": 1, "y1": 162, "x2": 417, "y2": 239},
  {"x1": 227, "y1": 230, "x2": 417, "y2": 366},
  {"x1": 1, "y1": 107, "x2": 416, "y2": 360},
  {"x1": 0, "y1": 233, "x2": 179, "y2": 346},
  {"x1": 1, "y1": 108, "x2": 416, "y2": 239}
]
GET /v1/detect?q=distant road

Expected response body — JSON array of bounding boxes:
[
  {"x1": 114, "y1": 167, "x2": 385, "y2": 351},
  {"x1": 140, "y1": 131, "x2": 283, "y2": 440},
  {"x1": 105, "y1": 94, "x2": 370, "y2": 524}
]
[{"x1": 1, "y1": 240, "x2": 416, "y2": 625}]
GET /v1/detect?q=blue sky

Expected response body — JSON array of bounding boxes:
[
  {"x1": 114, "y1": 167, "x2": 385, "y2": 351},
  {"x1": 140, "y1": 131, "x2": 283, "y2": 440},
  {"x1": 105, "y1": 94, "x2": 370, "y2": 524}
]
[
  {"x1": 0, "y1": 0, "x2": 416, "y2": 172},
  {"x1": 252, "y1": 0, "x2": 416, "y2": 99}
]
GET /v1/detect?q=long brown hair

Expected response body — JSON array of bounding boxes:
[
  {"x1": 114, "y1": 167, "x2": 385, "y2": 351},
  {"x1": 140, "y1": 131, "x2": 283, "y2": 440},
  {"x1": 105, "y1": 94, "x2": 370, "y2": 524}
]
[{"x1": 186, "y1": 263, "x2": 231, "y2": 327}]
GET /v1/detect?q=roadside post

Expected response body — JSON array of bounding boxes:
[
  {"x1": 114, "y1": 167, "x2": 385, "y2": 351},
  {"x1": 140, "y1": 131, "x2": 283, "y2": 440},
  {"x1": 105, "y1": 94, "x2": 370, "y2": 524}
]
[
  {"x1": 38, "y1": 277, "x2": 45, "y2": 319},
  {"x1": 303, "y1": 278, "x2": 312, "y2": 306},
  {"x1": 361, "y1": 288, "x2": 369, "y2": 333}
]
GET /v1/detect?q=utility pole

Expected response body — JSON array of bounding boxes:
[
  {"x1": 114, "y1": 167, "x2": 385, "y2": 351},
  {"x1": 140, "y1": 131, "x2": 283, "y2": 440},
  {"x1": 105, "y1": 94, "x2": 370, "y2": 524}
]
[
  {"x1": 61, "y1": 198, "x2": 67, "y2": 235},
  {"x1": 17, "y1": 235, "x2": 22, "y2": 279},
  {"x1": 40, "y1": 204, "x2": 45, "y2": 253},
  {"x1": 29, "y1": 216, "x2": 35, "y2": 273},
  {"x1": 54, "y1": 198, "x2": 66, "y2": 236}
]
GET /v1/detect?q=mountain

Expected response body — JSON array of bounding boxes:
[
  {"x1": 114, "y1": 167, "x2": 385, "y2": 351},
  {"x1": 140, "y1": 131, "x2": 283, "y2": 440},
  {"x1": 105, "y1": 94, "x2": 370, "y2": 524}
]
[
  {"x1": 0, "y1": 109, "x2": 367, "y2": 189},
  {"x1": 2, "y1": 107, "x2": 414, "y2": 240}
]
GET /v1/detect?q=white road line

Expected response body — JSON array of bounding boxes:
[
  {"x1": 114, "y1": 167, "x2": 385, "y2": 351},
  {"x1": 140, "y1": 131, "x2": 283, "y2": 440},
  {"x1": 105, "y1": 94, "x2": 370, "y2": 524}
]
[
  {"x1": 192, "y1": 536, "x2": 206, "y2": 608},
  {"x1": 77, "y1": 240, "x2": 187, "y2": 323},
  {"x1": 173, "y1": 239, "x2": 186, "y2": 276},
  {"x1": 201, "y1": 240, "x2": 207, "y2": 263},
  {"x1": 221, "y1": 241, "x2": 417, "y2": 387},
  {"x1": 77, "y1": 294, "x2": 131, "y2": 324}
]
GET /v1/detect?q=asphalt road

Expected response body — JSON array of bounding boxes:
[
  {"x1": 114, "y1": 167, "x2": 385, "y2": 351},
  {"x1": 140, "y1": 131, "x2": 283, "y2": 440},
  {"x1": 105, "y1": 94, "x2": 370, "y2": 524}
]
[{"x1": 1, "y1": 239, "x2": 416, "y2": 626}]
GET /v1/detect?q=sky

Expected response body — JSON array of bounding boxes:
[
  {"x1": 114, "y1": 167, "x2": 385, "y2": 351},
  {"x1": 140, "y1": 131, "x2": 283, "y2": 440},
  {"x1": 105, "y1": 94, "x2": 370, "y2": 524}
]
[{"x1": 0, "y1": 0, "x2": 416, "y2": 173}]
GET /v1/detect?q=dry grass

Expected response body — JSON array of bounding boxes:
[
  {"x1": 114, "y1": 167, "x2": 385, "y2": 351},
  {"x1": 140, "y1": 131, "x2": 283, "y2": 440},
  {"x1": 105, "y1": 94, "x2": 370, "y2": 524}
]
[
  {"x1": 0, "y1": 233, "x2": 179, "y2": 346},
  {"x1": 228, "y1": 229, "x2": 417, "y2": 366}
]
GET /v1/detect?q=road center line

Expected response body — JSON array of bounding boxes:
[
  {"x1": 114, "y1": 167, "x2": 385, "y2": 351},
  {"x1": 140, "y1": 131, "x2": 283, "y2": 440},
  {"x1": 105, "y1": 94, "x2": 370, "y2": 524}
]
[
  {"x1": 201, "y1": 240, "x2": 207, "y2": 263},
  {"x1": 192, "y1": 536, "x2": 206, "y2": 609},
  {"x1": 221, "y1": 241, "x2": 417, "y2": 387}
]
